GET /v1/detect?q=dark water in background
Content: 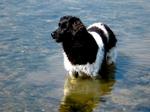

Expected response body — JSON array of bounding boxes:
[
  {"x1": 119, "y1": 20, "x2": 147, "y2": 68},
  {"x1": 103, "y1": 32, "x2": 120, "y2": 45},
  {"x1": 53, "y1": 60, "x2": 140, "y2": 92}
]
[{"x1": 0, "y1": 0, "x2": 150, "y2": 112}]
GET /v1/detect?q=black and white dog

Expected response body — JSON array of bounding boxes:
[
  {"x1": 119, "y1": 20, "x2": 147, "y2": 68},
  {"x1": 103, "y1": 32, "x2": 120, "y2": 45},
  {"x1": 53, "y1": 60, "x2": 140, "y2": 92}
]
[{"x1": 51, "y1": 16, "x2": 117, "y2": 78}]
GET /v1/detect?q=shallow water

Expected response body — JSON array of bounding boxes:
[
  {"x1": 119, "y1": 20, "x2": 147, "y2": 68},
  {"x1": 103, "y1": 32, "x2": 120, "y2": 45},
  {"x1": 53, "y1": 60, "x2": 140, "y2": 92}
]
[{"x1": 0, "y1": 0, "x2": 150, "y2": 112}]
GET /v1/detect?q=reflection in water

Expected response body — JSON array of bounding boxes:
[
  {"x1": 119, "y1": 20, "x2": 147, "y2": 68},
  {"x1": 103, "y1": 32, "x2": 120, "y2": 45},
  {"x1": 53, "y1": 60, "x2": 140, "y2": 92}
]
[{"x1": 59, "y1": 65, "x2": 116, "y2": 112}]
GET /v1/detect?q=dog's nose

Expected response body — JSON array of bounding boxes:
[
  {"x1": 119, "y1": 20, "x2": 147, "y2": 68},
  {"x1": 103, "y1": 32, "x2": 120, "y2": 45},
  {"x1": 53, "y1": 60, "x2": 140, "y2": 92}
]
[{"x1": 51, "y1": 32, "x2": 55, "y2": 38}]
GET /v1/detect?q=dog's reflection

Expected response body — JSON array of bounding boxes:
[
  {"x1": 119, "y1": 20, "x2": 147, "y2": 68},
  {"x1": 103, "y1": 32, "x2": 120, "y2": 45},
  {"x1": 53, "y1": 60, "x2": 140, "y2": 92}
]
[{"x1": 59, "y1": 65, "x2": 116, "y2": 112}]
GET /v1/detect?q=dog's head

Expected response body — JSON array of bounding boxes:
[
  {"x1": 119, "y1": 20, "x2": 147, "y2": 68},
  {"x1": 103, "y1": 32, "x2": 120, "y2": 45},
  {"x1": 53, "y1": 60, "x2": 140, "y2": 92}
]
[{"x1": 51, "y1": 16, "x2": 86, "y2": 43}]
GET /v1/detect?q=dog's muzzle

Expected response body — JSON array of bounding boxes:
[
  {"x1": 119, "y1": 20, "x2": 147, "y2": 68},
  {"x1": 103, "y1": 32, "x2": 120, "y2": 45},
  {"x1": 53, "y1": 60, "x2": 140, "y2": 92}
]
[{"x1": 51, "y1": 31, "x2": 62, "y2": 42}]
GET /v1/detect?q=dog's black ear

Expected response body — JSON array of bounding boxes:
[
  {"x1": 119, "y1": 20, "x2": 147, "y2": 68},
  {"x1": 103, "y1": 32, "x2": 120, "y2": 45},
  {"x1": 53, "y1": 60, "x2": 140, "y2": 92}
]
[{"x1": 69, "y1": 17, "x2": 86, "y2": 36}]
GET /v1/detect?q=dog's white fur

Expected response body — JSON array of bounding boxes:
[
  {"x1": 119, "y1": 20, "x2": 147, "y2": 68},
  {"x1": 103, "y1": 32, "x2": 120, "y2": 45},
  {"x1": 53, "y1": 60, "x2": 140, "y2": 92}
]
[{"x1": 63, "y1": 23, "x2": 117, "y2": 77}]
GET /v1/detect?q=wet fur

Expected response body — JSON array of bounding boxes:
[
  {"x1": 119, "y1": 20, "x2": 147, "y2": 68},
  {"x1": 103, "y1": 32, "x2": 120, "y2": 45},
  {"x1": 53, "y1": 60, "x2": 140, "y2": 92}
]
[{"x1": 51, "y1": 16, "x2": 117, "y2": 77}]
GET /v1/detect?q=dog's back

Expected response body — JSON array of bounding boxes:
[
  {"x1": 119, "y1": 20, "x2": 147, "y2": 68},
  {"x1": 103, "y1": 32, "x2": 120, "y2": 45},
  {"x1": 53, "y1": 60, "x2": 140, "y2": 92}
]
[{"x1": 88, "y1": 22, "x2": 117, "y2": 65}]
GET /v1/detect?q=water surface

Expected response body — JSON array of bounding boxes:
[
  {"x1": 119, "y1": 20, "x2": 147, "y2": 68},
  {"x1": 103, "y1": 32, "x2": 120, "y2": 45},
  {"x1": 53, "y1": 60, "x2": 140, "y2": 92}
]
[{"x1": 0, "y1": 0, "x2": 150, "y2": 112}]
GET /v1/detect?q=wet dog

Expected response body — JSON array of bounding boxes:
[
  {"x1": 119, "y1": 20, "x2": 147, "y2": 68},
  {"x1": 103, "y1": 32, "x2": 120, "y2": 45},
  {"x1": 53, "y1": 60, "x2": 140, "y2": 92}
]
[{"x1": 51, "y1": 16, "x2": 117, "y2": 78}]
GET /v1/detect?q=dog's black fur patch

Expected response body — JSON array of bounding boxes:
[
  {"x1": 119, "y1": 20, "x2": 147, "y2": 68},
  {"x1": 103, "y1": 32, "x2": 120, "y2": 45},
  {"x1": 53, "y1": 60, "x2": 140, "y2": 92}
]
[{"x1": 103, "y1": 24, "x2": 117, "y2": 50}]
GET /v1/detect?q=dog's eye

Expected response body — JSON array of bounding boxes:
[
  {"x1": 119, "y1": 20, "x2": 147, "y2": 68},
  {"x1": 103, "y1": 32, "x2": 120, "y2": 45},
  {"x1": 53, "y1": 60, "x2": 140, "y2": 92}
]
[{"x1": 61, "y1": 24, "x2": 67, "y2": 28}]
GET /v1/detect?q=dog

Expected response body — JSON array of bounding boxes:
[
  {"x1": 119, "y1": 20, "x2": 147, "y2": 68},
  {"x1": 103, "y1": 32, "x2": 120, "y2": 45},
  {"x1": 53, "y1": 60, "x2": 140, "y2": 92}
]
[{"x1": 51, "y1": 16, "x2": 117, "y2": 78}]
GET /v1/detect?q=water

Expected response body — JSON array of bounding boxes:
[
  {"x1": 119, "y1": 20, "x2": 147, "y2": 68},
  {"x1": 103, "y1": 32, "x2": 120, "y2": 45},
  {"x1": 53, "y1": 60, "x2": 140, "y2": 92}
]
[{"x1": 0, "y1": 0, "x2": 150, "y2": 112}]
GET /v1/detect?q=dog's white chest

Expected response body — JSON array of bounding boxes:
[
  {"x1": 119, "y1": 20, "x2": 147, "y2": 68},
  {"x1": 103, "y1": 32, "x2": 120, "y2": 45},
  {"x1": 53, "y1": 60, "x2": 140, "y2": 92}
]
[{"x1": 63, "y1": 31, "x2": 104, "y2": 76}]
